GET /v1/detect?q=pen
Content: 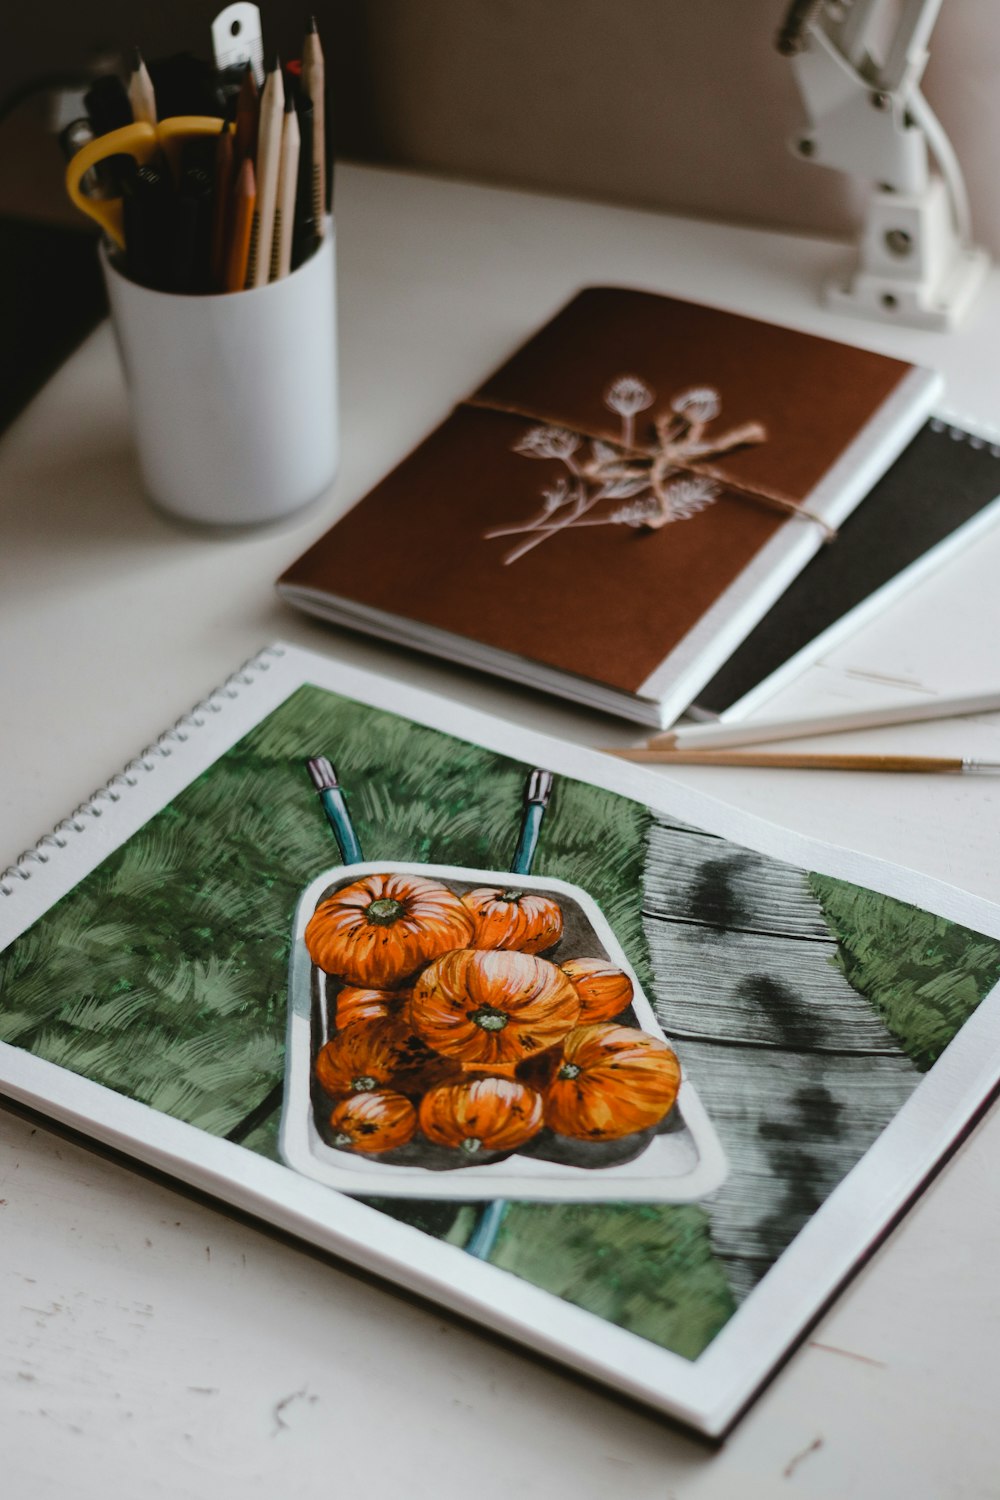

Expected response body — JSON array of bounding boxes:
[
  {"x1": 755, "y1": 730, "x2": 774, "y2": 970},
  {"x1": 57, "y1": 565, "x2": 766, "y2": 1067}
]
[
  {"x1": 291, "y1": 93, "x2": 319, "y2": 269},
  {"x1": 172, "y1": 166, "x2": 213, "y2": 293}
]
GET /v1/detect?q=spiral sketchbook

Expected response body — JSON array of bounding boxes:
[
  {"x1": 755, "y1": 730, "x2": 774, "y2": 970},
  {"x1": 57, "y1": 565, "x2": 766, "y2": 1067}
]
[
  {"x1": 278, "y1": 286, "x2": 940, "y2": 726},
  {"x1": 3, "y1": 643, "x2": 1000, "y2": 1436}
]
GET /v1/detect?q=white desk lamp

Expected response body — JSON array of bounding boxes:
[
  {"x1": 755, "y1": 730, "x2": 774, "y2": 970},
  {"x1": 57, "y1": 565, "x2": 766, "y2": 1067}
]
[{"x1": 778, "y1": 0, "x2": 989, "y2": 328}]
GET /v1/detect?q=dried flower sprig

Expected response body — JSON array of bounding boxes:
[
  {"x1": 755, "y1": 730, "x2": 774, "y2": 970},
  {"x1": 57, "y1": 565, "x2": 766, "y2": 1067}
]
[{"x1": 483, "y1": 377, "x2": 766, "y2": 564}]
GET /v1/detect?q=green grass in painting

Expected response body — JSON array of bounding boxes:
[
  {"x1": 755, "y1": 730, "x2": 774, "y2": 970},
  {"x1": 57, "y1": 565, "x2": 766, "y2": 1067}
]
[
  {"x1": 491, "y1": 1202, "x2": 736, "y2": 1359},
  {"x1": 809, "y1": 875, "x2": 1000, "y2": 1071},
  {"x1": 1, "y1": 681, "x2": 736, "y2": 1359}
]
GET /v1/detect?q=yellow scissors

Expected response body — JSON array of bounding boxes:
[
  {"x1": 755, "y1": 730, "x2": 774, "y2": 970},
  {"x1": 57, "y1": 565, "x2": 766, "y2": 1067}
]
[{"x1": 65, "y1": 117, "x2": 231, "y2": 249}]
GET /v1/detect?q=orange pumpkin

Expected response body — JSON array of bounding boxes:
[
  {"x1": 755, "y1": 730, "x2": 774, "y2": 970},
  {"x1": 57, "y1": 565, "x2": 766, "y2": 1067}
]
[
  {"x1": 335, "y1": 985, "x2": 407, "y2": 1031},
  {"x1": 560, "y1": 957, "x2": 634, "y2": 1023},
  {"x1": 316, "y1": 1015, "x2": 456, "y2": 1098},
  {"x1": 411, "y1": 948, "x2": 579, "y2": 1066},
  {"x1": 462, "y1": 887, "x2": 563, "y2": 954},
  {"x1": 329, "y1": 1091, "x2": 416, "y2": 1153},
  {"x1": 419, "y1": 1076, "x2": 543, "y2": 1155},
  {"x1": 305, "y1": 872, "x2": 475, "y2": 987},
  {"x1": 544, "y1": 1023, "x2": 680, "y2": 1140}
]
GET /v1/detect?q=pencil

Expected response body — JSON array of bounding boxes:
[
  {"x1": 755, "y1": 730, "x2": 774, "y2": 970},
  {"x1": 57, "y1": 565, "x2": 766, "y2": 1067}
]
[
  {"x1": 301, "y1": 16, "x2": 326, "y2": 231},
  {"x1": 224, "y1": 157, "x2": 256, "y2": 292},
  {"x1": 270, "y1": 94, "x2": 300, "y2": 280},
  {"x1": 127, "y1": 47, "x2": 158, "y2": 125},
  {"x1": 248, "y1": 60, "x2": 284, "y2": 288},
  {"x1": 602, "y1": 748, "x2": 1000, "y2": 774},
  {"x1": 209, "y1": 111, "x2": 235, "y2": 291},
  {"x1": 234, "y1": 63, "x2": 259, "y2": 165},
  {"x1": 646, "y1": 690, "x2": 1000, "y2": 752}
]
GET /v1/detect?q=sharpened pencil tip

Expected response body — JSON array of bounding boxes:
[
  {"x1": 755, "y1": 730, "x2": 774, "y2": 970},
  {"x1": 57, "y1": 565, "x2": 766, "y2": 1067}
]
[
  {"x1": 131, "y1": 45, "x2": 143, "y2": 72},
  {"x1": 307, "y1": 15, "x2": 318, "y2": 33}
]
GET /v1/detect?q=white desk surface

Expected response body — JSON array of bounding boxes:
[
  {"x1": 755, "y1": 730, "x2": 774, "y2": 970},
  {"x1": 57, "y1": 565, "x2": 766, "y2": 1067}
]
[{"x1": 3, "y1": 164, "x2": 1000, "y2": 1497}]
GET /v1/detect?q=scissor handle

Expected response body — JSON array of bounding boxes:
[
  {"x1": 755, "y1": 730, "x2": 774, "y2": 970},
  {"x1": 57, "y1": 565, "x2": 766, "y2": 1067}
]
[{"x1": 65, "y1": 117, "x2": 229, "y2": 250}]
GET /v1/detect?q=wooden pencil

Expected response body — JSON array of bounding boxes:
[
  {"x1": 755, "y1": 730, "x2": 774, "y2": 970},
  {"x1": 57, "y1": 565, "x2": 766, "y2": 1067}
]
[
  {"x1": 127, "y1": 46, "x2": 157, "y2": 125},
  {"x1": 249, "y1": 61, "x2": 284, "y2": 288},
  {"x1": 209, "y1": 114, "x2": 235, "y2": 291},
  {"x1": 302, "y1": 15, "x2": 326, "y2": 232},
  {"x1": 602, "y1": 748, "x2": 1000, "y2": 774},
  {"x1": 270, "y1": 95, "x2": 300, "y2": 280},
  {"x1": 645, "y1": 690, "x2": 1000, "y2": 752},
  {"x1": 224, "y1": 157, "x2": 256, "y2": 293},
  {"x1": 234, "y1": 64, "x2": 259, "y2": 165}
]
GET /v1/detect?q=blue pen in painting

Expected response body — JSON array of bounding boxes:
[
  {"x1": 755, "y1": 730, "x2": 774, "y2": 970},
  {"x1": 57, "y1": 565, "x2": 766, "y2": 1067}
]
[{"x1": 306, "y1": 756, "x2": 363, "y2": 863}]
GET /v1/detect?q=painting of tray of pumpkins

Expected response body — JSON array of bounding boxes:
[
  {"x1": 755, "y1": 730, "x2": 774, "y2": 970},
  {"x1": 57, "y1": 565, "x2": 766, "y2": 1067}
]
[{"x1": 279, "y1": 758, "x2": 727, "y2": 1202}]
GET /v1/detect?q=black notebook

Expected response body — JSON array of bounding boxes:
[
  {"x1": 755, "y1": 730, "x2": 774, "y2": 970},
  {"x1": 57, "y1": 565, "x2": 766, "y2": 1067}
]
[{"x1": 692, "y1": 419, "x2": 1000, "y2": 719}]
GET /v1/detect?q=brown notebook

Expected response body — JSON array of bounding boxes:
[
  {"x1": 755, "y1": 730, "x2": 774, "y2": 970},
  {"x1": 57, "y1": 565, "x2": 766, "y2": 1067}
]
[{"x1": 278, "y1": 286, "x2": 940, "y2": 725}]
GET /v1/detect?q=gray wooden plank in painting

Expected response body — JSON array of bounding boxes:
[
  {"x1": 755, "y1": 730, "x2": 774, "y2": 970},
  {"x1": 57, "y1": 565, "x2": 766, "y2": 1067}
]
[{"x1": 642, "y1": 813, "x2": 922, "y2": 1302}]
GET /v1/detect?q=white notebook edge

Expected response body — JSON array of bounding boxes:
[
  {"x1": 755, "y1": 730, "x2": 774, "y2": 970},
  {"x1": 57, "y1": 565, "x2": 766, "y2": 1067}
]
[
  {"x1": 716, "y1": 412, "x2": 1000, "y2": 723},
  {"x1": 637, "y1": 364, "x2": 943, "y2": 722},
  {"x1": 3, "y1": 639, "x2": 1000, "y2": 1438}
]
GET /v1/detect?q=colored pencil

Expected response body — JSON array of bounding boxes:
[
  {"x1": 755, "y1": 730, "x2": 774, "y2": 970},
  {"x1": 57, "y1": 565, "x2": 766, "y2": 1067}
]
[{"x1": 224, "y1": 157, "x2": 256, "y2": 292}]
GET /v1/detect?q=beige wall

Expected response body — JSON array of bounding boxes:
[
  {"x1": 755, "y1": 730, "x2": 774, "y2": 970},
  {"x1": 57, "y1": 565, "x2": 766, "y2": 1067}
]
[{"x1": 6, "y1": 1, "x2": 998, "y2": 253}]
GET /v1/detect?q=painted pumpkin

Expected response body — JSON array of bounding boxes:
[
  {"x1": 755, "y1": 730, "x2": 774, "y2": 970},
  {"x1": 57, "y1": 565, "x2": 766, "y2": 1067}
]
[
  {"x1": 335, "y1": 985, "x2": 408, "y2": 1031},
  {"x1": 305, "y1": 872, "x2": 475, "y2": 987},
  {"x1": 316, "y1": 1016, "x2": 456, "y2": 1098},
  {"x1": 328, "y1": 1090, "x2": 416, "y2": 1153},
  {"x1": 560, "y1": 957, "x2": 634, "y2": 1023},
  {"x1": 461, "y1": 887, "x2": 563, "y2": 954},
  {"x1": 419, "y1": 1076, "x2": 543, "y2": 1155},
  {"x1": 544, "y1": 1023, "x2": 680, "y2": 1140},
  {"x1": 411, "y1": 947, "x2": 580, "y2": 1065}
]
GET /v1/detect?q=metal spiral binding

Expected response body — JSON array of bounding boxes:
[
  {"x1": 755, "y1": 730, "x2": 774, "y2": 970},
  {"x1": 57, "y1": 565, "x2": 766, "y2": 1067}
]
[
  {"x1": 0, "y1": 644, "x2": 286, "y2": 898},
  {"x1": 930, "y1": 411, "x2": 1000, "y2": 456}
]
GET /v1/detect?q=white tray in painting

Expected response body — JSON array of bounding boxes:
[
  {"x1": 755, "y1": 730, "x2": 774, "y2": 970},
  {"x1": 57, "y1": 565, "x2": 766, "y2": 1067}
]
[{"x1": 279, "y1": 862, "x2": 728, "y2": 1202}]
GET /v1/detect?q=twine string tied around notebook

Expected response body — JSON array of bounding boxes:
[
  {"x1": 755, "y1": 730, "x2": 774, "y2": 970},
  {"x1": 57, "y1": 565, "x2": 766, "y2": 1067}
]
[{"x1": 462, "y1": 392, "x2": 838, "y2": 543}]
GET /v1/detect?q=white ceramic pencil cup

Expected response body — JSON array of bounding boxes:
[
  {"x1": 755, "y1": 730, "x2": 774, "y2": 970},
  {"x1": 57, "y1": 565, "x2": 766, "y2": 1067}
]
[{"x1": 101, "y1": 225, "x2": 338, "y2": 526}]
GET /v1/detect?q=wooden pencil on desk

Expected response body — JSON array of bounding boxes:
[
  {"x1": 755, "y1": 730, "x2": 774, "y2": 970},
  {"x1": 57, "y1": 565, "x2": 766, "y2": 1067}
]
[
  {"x1": 604, "y1": 748, "x2": 1000, "y2": 774},
  {"x1": 224, "y1": 157, "x2": 256, "y2": 292},
  {"x1": 127, "y1": 46, "x2": 157, "y2": 125},
  {"x1": 248, "y1": 61, "x2": 284, "y2": 287},
  {"x1": 301, "y1": 16, "x2": 326, "y2": 231},
  {"x1": 270, "y1": 94, "x2": 300, "y2": 280}
]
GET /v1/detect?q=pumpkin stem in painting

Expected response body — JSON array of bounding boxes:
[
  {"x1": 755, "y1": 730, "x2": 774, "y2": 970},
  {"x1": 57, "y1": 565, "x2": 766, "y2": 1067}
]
[
  {"x1": 558, "y1": 1062, "x2": 581, "y2": 1081},
  {"x1": 469, "y1": 1005, "x2": 509, "y2": 1033},
  {"x1": 500, "y1": 888, "x2": 524, "y2": 903},
  {"x1": 365, "y1": 897, "x2": 406, "y2": 926}
]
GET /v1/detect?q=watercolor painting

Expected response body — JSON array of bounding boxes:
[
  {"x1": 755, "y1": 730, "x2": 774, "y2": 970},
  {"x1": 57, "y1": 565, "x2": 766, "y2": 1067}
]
[{"x1": 3, "y1": 680, "x2": 1000, "y2": 1365}]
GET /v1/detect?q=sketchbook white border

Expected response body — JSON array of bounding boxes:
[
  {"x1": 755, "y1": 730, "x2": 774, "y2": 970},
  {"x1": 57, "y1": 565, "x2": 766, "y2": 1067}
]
[{"x1": 2, "y1": 640, "x2": 1000, "y2": 1438}]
